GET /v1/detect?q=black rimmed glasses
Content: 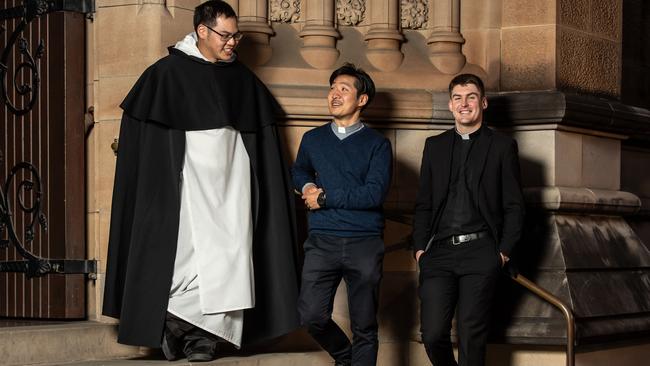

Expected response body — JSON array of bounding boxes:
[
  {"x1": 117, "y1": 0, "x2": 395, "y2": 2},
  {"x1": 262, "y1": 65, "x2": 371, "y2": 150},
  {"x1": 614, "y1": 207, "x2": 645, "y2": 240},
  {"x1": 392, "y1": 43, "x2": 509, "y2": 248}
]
[{"x1": 203, "y1": 24, "x2": 244, "y2": 42}]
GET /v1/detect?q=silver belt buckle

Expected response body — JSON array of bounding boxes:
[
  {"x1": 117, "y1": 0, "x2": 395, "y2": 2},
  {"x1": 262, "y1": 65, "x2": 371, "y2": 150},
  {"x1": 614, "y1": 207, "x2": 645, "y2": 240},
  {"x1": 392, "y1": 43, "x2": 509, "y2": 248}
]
[{"x1": 452, "y1": 234, "x2": 466, "y2": 245}]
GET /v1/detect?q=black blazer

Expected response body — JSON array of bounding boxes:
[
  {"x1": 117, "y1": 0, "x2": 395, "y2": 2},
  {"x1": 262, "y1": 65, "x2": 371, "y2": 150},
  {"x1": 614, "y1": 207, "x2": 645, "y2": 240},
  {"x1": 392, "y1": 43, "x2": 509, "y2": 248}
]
[{"x1": 412, "y1": 126, "x2": 525, "y2": 256}]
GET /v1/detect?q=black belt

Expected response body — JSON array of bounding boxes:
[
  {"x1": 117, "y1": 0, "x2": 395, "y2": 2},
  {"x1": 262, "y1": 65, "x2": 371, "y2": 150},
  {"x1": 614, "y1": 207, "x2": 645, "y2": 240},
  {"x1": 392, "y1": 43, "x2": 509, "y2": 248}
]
[{"x1": 433, "y1": 230, "x2": 490, "y2": 247}]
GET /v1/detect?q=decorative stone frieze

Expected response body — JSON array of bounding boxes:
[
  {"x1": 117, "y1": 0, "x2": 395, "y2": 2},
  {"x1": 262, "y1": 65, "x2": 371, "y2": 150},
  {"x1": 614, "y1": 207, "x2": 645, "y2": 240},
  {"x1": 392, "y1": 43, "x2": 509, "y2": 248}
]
[
  {"x1": 336, "y1": 0, "x2": 365, "y2": 26},
  {"x1": 270, "y1": 0, "x2": 301, "y2": 23},
  {"x1": 401, "y1": 0, "x2": 427, "y2": 29}
]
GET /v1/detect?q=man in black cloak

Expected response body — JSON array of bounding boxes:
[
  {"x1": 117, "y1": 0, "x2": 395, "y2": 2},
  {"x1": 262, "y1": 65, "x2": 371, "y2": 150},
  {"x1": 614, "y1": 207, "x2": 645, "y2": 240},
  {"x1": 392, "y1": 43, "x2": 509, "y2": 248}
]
[{"x1": 102, "y1": 1, "x2": 300, "y2": 362}]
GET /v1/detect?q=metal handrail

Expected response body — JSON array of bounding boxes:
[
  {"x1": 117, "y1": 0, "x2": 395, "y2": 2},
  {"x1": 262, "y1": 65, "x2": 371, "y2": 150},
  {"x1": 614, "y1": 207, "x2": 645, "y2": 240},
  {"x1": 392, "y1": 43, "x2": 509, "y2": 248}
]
[{"x1": 511, "y1": 273, "x2": 575, "y2": 366}]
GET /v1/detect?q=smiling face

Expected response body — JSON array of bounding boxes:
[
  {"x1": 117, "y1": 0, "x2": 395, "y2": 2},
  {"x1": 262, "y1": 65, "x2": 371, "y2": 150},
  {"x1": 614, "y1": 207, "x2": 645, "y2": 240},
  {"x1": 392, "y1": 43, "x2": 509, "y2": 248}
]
[
  {"x1": 448, "y1": 83, "x2": 488, "y2": 133},
  {"x1": 328, "y1": 74, "x2": 368, "y2": 127},
  {"x1": 196, "y1": 15, "x2": 239, "y2": 62}
]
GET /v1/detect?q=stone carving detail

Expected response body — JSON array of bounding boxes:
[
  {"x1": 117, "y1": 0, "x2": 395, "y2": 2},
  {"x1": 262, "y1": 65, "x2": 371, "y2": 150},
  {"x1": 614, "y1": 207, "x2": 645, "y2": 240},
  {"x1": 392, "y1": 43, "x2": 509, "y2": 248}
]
[
  {"x1": 337, "y1": 0, "x2": 365, "y2": 26},
  {"x1": 270, "y1": 0, "x2": 301, "y2": 23},
  {"x1": 401, "y1": 0, "x2": 428, "y2": 29}
]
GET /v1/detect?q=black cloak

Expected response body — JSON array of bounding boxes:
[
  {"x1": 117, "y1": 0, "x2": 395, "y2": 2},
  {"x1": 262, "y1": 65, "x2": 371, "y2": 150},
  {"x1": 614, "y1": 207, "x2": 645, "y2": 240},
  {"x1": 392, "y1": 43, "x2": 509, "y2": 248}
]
[{"x1": 102, "y1": 47, "x2": 300, "y2": 348}]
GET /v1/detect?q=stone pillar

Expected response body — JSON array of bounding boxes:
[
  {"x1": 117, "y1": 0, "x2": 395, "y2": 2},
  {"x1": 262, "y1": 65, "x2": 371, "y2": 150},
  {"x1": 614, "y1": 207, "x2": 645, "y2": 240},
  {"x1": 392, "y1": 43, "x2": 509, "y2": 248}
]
[
  {"x1": 237, "y1": 0, "x2": 274, "y2": 65},
  {"x1": 364, "y1": 0, "x2": 404, "y2": 71},
  {"x1": 426, "y1": 0, "x2": 466, "y2": 74},
  {"x1": 299, "y1": 0, "x2": 341, "y2": 69}
]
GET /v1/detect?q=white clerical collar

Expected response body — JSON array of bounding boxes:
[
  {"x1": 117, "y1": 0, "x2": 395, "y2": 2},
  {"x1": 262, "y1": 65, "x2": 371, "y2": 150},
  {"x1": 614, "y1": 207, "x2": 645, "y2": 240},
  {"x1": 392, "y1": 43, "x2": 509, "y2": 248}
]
[{"x1": 331, "y1": 121, "x2": 364, "y2": 140}]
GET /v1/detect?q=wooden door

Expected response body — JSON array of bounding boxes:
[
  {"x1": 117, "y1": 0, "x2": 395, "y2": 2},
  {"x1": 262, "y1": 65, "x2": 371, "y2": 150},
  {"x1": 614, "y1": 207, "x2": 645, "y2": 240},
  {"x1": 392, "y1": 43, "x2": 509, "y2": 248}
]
[{"x1": 0, "y1": 1, "x2": 87, "y2": 319}]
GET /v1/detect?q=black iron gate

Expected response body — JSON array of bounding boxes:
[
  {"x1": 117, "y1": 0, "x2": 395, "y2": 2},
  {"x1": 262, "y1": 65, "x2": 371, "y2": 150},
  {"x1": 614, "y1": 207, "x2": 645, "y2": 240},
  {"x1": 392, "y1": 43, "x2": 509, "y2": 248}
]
[{"x1": 0, "y1": 0, "x2": 95, "y2": 318}]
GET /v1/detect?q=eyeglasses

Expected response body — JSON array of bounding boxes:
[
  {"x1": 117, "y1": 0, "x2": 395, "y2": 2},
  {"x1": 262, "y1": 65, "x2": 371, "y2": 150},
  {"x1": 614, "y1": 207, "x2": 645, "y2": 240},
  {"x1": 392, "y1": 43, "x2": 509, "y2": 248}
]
[{"x1": 203, "y1": 24, "x2": 243, "y2": 42}]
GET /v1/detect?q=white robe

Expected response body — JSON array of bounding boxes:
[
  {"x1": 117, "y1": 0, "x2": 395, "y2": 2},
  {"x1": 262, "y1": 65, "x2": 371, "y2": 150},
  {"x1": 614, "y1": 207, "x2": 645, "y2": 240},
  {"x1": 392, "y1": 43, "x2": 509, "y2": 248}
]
[{"x1": 167, "y1": 33, "x2": 254, "y2": 348}]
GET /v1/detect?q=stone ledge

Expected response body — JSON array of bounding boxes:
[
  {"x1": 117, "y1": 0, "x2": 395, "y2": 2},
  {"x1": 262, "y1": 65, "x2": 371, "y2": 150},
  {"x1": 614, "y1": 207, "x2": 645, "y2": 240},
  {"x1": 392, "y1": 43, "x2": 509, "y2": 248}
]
[
  {"x1": 524, "y1": 186, "x2": 641, "y2": 214},
  {"x1": 487, "y1": 91, "x2": 650, "y2": 142}
]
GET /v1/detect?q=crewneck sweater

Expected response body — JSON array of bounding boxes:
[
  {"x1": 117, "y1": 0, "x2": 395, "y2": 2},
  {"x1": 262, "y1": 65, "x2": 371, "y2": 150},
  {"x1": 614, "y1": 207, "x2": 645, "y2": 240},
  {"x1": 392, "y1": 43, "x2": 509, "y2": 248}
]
[{"x1": 292, "y1": 123, "x2": 392, "y2": 237}]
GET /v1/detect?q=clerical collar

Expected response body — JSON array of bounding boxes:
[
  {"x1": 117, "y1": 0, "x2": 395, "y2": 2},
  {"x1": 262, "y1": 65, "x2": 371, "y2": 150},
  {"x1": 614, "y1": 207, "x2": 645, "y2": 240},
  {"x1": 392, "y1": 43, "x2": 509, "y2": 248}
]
[
  {"x1": 455, "y1": 126, "x2": 482, "y2": 140},
  {"x1": 331, "y1": 121, "x2": 364, "y2": 140}
]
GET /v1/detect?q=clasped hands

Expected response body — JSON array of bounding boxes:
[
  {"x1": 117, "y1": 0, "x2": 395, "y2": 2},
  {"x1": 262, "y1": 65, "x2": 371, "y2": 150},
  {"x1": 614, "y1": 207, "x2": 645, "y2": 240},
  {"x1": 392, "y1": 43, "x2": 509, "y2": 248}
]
[{"x1": 302, "y1": 185, "x2": 323, "y2": 210}]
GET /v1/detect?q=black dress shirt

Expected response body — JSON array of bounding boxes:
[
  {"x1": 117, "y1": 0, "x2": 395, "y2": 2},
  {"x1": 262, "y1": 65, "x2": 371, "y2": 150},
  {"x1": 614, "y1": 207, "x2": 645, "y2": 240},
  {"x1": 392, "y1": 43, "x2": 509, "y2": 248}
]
[{"x1": 435, "y1": 127, "x2": 489, "y2": 240}]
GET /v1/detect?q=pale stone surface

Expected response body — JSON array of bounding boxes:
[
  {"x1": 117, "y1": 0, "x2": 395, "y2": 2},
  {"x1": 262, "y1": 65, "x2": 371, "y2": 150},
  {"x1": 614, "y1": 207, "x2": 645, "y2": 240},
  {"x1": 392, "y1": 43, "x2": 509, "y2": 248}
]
[
  {"x1": 502, "y1": 0, "x2": 556, "y2": 27},
  {"x1": 462, "y1": 29, "x2": 501, "y2": 90},
  {"x1": 161, "y1": 8, "x2": 195, "y2": 48},
  {"x1": 98, "y1": 209, "x2": 113, "y2": 274},
  {"x1": 409, "y1": 341, "x2": 433, "y2": 364},
  {"x1": 487, "y1": 344, "x2": 565, "y2": 365},
  {"x1": 501, "y1": 25, "x2": 556, "y2": 91},
  {"x1": 511, "y1": 130, "x2": 556, "y2": 187},
  {"x1": 96, "y1": 76, "x2": 139, "y2": 121},
  {"x1": 461, "y1": 0, "x2": 500, "y2": 29},
  {"x1": 581, "y1": 134, "x2": 620, "y2": 190},
  {"x1": 87, "y1": 272, "x2": 103, "y2": 321},
  {"x1": 95, "y1": 5, "x2": 169, "y2": 78},
  {"x1": 166, "y1": 0, "x2": 202, "y2": 11},
  {"x1": 576, "y1": 342, "x2": 650, "y2": 366},
  {"x1": 278, "y1": 125, "x2": 315, "y2": 163},
  {"x1": 96, "y1": 121, "x2": 121, "y2": 211},
  {"x1": 0, "y1": 322, "x2": 141, "y2": 366},
  {"x1": 555, "y1": 130, "x2": 583, "y2": 187}
]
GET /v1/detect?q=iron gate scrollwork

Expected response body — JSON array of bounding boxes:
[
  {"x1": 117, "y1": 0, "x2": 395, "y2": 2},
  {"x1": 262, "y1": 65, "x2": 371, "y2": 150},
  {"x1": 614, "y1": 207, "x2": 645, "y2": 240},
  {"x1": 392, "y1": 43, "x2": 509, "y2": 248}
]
[{"x1": 0, "y1": 0, "x2": 96, "y2": 278}]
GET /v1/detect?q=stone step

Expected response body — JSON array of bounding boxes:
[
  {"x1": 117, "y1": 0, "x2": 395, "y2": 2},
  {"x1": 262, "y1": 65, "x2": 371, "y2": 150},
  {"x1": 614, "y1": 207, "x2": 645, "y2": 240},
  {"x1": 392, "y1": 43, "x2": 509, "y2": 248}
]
[
  {"x1": 51, "y1": 351, "x2": 334, "y2": 365},
  {"x1": 4, "y1": 320, "x2": 650, "y2": 366},
  {"x1": 0, "y1": 321, "x2": 141, "y2": 366}
]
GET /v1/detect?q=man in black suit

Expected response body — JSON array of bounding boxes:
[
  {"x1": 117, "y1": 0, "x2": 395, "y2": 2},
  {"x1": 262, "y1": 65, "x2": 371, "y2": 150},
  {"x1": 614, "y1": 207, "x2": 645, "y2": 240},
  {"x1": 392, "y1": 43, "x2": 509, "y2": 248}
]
[{"x1": 413, "y1": 73, "x2": 525, "y2": 366}]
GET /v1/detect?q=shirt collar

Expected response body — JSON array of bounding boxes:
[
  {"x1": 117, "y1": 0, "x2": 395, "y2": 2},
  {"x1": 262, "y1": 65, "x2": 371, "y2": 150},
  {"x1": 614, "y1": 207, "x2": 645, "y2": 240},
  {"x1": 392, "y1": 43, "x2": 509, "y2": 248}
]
[{"x1": 455, "y1": 125, "x2": 483, "y2": 140}]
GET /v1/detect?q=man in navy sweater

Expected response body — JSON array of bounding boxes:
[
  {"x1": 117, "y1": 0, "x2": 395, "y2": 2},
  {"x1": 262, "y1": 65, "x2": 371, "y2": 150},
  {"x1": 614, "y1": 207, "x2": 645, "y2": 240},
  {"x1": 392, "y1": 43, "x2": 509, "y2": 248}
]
[{"x1": 291, "y1": 63, "x2": 392, "y2": 366}]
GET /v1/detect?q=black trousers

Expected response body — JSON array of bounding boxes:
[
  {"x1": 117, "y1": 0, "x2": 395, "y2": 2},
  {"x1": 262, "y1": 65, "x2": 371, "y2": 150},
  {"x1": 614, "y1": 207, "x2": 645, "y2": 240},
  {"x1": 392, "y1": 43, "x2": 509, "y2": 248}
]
[
  {"x1": 418, "y1": 236, "x2": 501, "y2": 366},
  {"x1": 298, "y1": 234, "x2": 384, "y2": 366}
]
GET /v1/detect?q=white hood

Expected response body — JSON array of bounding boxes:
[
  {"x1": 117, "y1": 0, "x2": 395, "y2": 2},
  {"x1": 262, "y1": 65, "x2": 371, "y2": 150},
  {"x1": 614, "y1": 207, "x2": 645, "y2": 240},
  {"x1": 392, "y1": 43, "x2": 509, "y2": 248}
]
[{"x1": 174, "y1": 32, "x2": 235, "y2": 62}]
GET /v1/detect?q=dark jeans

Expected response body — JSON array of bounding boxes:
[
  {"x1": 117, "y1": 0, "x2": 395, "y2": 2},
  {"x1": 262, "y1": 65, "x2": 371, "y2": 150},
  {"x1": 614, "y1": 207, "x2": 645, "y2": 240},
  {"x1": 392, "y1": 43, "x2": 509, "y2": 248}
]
[
  {"x1": 298, "y1": 234, "x2": 385, "y2": 366},
  {"x1": 418, "y1": 237, "x2": 501, "y2": 366}
]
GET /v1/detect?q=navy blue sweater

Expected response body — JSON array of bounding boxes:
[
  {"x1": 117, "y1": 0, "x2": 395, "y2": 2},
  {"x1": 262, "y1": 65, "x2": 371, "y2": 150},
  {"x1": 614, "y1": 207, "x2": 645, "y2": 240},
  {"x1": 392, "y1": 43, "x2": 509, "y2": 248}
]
[{"x1": 292, "y1": 123, "x2": 392, "y2": 237}]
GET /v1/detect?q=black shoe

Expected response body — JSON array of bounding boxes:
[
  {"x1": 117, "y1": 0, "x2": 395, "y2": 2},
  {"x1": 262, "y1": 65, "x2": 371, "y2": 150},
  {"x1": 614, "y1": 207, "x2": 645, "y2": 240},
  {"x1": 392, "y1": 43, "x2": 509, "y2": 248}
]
[
  {"x1": 161, "y1": 330, "x2": 183, "y2": 361},
  {"x1": 183, "y1": 335, "x2": 219, "y2": 362},
  {"x1": 186, "y1": 351, "x2": 214, "y2": 362}
]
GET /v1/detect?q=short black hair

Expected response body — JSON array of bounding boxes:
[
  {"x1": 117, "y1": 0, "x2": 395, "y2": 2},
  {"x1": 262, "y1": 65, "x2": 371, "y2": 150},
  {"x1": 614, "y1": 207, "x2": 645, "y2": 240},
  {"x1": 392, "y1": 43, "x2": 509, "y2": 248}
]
[
  {"x1": 448, "y1": 73, "x2": 485, "y2": 98},
  {"x1": 194, "y1": 0, "x2": 237, "y2": 32},
  {"x1": 329, "y1": 63, "x2": 376, "y2": 111}
]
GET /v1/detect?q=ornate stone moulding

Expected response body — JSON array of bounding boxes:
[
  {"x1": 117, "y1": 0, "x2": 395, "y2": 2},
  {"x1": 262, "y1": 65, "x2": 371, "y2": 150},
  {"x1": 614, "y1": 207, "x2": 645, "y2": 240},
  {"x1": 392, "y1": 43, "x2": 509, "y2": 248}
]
[
  {"x1": 337, "y1": 0, "x2": 365, "y2": 26},
  {"x1": 401, "y1": 0, "x2": 428, "y2": 29},
  {"x1": 270, "y1": 0, "x2": 301, "y2": 23}
]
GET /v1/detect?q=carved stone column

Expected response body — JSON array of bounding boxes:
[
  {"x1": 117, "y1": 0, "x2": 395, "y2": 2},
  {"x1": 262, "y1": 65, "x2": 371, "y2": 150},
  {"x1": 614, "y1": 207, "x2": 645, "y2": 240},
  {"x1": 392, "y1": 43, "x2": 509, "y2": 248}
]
[
  {"x1": 237, "y1": 0, "x2": 274, "y2": 65},
  {"x1": 364, "y1": 0, "x2": 404, "y2": 71},
  {"x1": 299, "y1": 0, "x2": 341, "y2": 69},
  {"x1": 426, "y1": 0, "x2": 465, "y2": 74}
]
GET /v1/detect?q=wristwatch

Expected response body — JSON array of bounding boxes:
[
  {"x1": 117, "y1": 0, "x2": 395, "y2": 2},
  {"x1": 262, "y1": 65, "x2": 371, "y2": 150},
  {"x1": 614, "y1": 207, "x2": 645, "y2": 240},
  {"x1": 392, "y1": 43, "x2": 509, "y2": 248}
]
[{"x1": 317, "y1": 191, "x2": 326, "y2": 207}]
